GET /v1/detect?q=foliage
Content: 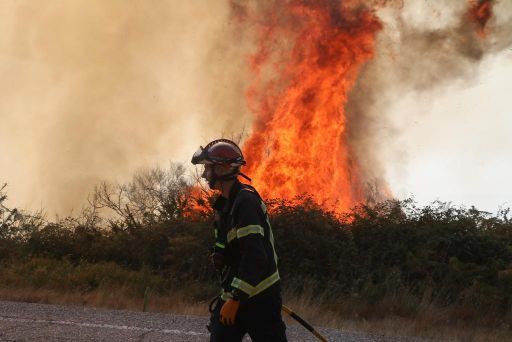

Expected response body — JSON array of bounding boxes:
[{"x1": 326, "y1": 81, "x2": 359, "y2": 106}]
[
  {"x1": 0, "y1": 258, "x2": 168, "y2": 296},
  {"x1": 0, "y1": 167, "x2": 511, "y2": 327}
]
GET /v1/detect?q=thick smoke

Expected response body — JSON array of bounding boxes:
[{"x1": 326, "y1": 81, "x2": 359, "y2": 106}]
[
  {"x1": 0, "y1": 1, "x2": 251, "y2": 215},
  {"x1": 346, "y1": 0, "x2": 512, "y2": 199},
  {"x1": 2, "y1": 1, "x2": 511, "y2": 215}
]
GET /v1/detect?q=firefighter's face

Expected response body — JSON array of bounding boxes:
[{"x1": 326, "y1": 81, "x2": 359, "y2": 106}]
[
  {"x1": 202, "y1": 164, "x2": 230, "y2": 190},
  {"x1": 202, "y1": 164, "x2": 219, "y2": 190}
]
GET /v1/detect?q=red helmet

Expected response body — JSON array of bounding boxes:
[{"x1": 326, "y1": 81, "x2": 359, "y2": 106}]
[{"x1": 191, "y1": 139, "x2": 246, "y2": 167}]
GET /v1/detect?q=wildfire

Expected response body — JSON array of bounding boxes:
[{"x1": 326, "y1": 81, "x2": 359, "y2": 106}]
[
  {"x1": 234, "y1": 0, "x2": 496, "y2": 214},
  {"x1": 239, "y1": 1, "x2": 382, "y2": 213},
  {"x1": 183, "y1": 185, "x2": 214, "y2": 220}
]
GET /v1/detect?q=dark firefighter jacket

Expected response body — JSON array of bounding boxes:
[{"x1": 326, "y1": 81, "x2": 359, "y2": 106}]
[{"x1": 212, "y1": 180, "x2": 280, "y2": 302}]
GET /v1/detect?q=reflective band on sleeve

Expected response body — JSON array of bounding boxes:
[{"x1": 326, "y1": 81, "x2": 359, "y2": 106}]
[
  {"x1": 214, "y1": 229, "x2": 218, "y2": 238},
  {"x1": 215, "y1": 242, "x2": 225, "y2": 249},
  {"x1": 227, "y1": 229, "x2": 237, "y2": 243},
  {"x1": 231, "y1": 278, "x2": 254, "y2": 296},
  {"x1": 237, "y1": 225, "x2": 264, "y2": 239},
  {"x1": 231, "y1": 271, "x2": 280, "y2": 298},
  {"x1": 252, "y1": 271, "x2": 279, "y2": 296}
]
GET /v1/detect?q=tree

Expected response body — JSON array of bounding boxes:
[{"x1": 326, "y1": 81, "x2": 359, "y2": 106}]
[{"x1": 92, "y1": 163, "x2": 194, "y2": 229}]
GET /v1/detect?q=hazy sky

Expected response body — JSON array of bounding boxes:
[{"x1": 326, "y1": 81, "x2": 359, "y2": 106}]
[
  {"x1": 0, "y1": 0, "x2": 249, "y2": 215},
  {"x1": 385, "y1": 51, "x2": 512, "y2": 212}
]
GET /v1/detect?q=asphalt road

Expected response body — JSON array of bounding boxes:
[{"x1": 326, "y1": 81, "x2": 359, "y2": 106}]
[{"x1": 0, "y1": 300, "x2": 423, "y2": 341}]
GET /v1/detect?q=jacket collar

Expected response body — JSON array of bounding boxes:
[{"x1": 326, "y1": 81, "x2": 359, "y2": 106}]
[
  {"x1": 227, "y1": 180, "x2": 244, "y2": 210},
  {"x1": 212, "y1": 179, "x2": 244, "y2": 214}
]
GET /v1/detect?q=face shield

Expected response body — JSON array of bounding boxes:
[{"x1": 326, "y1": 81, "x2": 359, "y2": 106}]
[{"x1": 191, "y1": 146, "x2": 207, "y2": 165}]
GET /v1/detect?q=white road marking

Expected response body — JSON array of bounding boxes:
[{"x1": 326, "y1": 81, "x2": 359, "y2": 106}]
[{"x1": 0, "y1": 316, "x2": 208, "y2": 336}]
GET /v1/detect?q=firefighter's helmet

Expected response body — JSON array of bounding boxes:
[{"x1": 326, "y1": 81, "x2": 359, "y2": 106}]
[{"x1": 191, "y1": 139, "x2": 246, "y2": 167}]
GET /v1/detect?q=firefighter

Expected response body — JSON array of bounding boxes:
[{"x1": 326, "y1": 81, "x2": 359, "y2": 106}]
[{"x1": 191, "y1": 139, "x2": 287, "y2": 342}]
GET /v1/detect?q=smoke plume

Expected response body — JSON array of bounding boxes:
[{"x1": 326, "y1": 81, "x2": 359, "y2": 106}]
[
  {"x1": 345, "y1": 0, "x2": 512, "y2": 199},
  {"x1": 0, "y1": 0, "x2": 251, "y2": 215}
]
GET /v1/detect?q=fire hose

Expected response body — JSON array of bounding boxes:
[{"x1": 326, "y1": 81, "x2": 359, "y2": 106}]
[{"x1": 281, "y1": 304, "x2": 328, "y2": 342}]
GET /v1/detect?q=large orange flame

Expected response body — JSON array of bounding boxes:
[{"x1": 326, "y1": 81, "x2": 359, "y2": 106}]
[{"x1": 239, "y1": 1, "x2": 382, "y2": 213}]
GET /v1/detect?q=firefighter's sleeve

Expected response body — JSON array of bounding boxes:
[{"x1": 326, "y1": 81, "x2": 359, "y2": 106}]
[{"x1": 230, "y1": 194, "x2": 268, "y2": 301}]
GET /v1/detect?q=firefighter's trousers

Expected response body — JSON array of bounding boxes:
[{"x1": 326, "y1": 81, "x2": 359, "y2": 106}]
[{"x1": 208, "y1": 290, "x2": 287, "y2": 342}]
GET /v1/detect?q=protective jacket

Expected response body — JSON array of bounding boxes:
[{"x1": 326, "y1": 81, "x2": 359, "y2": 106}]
[{"x1": 212, "y1": 180, "x2": 280, "y2": 302}]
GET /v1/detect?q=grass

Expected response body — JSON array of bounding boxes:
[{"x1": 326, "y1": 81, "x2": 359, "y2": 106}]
[
  {"x1": 281, "y1": 284, "x2": 512, "y2": 342},
  {"x1": 0, "y1": 286, "x2": 207, "y2": 316},
  {"x1": 0, "y1": 259, "x2": 510, "y2": 342},
  {"x1": 0, "y1": 257, "x2": 212, "y2": 315}
]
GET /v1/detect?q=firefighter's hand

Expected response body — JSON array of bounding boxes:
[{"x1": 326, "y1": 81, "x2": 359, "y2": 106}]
[
  {"x1": 219, "y1": 299, "x2": 239, "y2": 326},
  {"x1": 210, "y1": 252, "x2": 225, "y2": 270}
]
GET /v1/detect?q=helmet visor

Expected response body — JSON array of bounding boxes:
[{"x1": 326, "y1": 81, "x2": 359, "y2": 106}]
[{"x1": 191, "y1": 146, "x2": 211, "y2": 165}]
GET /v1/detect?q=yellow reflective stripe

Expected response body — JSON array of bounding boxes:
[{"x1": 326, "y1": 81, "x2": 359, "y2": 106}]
[
  {"x1": 214, "y1": 229, "x2": 218, "y2": 238},
  {"x1": 253, "y1": 271, "x2": 279, "y2": 297},
  {"x1": 227, "y1": 229, "x2": 237, "y2": 243},
  {"x1": 231, "y1": 278, "x2": 254, "y2": 296},
  {"x1": 215, "y1": 242, "x2": 225, "y2": 249},
  {"x1": 237, "y1": 225, "x2": 264, "y2": 239},
  {"x1": 231, "y1": 271, "x2": 280, "y2": 298},
  {"x1": 260, "y1": 201, "x2": 267, "y2": 214},
  {"x1": 227, "y1": 225, "x2": 264, "y2": 243},
  {"x1": 268, "y1": 222, "x2": 278, "y2": 264},
  {"x1": 262, "y1": 202, "x2": 278, "y2": 265}
]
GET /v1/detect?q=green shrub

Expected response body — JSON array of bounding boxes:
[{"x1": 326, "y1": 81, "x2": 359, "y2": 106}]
[{"x1": 1, "y1": 172, "x2": 511, "y2": 325}]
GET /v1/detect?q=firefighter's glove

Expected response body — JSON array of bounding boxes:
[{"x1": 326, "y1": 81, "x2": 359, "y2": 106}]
[
  {"x1": 210, "y1": 252, "x2": 225, "y2": 270},
  {"x1": 219, "y1": 299, "x2": 239, "y2": 326}
]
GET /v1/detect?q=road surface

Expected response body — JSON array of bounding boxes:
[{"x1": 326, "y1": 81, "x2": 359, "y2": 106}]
[{"x1": 0, "y1": 300, "x2": 423, "y2": 341}]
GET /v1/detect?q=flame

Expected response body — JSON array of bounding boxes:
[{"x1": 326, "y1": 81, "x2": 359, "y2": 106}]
[
  {"x1": 239, "y1": 1, "x2": 382, "y2": 214},
  {"x1": 468, "y1": 0, "x2": 494, "y2": 37},
  {"x1": 182, "y1": 186, "x2": 214, "y2": 220}
]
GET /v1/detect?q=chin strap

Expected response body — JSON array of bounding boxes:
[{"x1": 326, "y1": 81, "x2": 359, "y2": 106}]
[
  {"x1": 209, "y1": 169, "x2": 252, "y2": 188},
  {"x1": 238, "y1": 172, "x2": 252, "y2": 182}
]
